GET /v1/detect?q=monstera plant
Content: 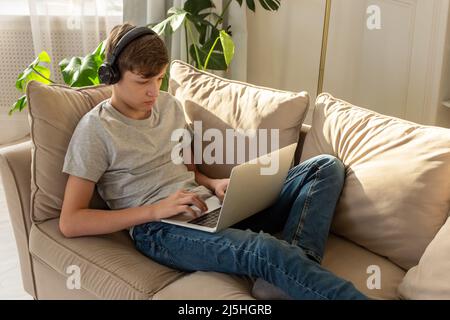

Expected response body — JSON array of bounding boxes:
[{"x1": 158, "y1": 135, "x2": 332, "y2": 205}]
[{"x1": 10, "y1": 0, "x2": 281, "y2": 115}]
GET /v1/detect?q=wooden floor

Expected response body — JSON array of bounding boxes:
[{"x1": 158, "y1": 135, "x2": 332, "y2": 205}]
[{"x1": 0, "y1": 158, "x2": 32, "y2": 299}]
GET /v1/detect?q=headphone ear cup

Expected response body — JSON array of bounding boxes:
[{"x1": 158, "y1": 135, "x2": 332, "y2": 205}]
[
  {"x1": 109, "y1": 64, "x2": 120, "y2": 85},
  {"x1": 98, "y1": 63, "x2": 113, "y2": 84},
  {"x1": 98, "y1": 63, "x2": 118, "y2": 84}
]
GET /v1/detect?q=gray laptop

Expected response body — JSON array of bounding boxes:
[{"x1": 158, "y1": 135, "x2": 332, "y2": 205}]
[{"x1": 161, "y1": 143, "x2": 298, "y2": 233}]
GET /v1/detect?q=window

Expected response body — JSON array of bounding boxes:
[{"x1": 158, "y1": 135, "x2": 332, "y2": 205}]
[{"x1": 0, "y1": 0, "x2": 123, "y2": 16}]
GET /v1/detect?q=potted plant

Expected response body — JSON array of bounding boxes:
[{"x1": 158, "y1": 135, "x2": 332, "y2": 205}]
[{"x1": 9, "y1": 0, "x2": 280, "y2": 115}]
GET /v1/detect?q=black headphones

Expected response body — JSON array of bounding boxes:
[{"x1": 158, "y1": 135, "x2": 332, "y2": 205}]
[{"x1": 98, "y1": 26, "x2": 156, "y2": 85}]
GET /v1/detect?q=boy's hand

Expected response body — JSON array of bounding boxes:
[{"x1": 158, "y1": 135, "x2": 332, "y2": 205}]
[
  {"x1": 211, "y1": 178, "x2": 230, "y2": 202},
  {"x1": 150, "y1": 190, "x2": 208, "y2": 221}
]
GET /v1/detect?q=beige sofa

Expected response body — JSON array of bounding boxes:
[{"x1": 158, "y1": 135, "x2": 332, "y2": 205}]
[{"x1": 1, "y1": 60, "x2": 449, "y2": 300}]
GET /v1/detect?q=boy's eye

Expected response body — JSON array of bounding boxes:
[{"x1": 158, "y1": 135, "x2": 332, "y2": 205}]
[{"x1": 137, "y1": 78, "x2": 163, "y2": 84}]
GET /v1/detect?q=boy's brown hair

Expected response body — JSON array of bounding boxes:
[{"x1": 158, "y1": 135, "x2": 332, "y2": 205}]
[{"x1": 104, "y1": 22, "x2": 169, "y2": 79}]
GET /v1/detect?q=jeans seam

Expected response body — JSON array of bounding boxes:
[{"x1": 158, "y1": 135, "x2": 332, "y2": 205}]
[
  {"x1": 302, "y1": 249, "x2": 322, "y2": 264},
  {"x1": 292, "y1": 164, "x2": 321, "y2": 247},
  {"x1": 163, "y1": 231, "x2": 329, "y2": 300},
  {"x1": 286, "y1": 156, "x2": 339, "y2": 185},
  {"x1": 284, "y1": 166, "x2": 310, "y2": 185}
]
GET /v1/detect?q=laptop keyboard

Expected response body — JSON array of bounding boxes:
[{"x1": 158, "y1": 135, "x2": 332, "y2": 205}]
[{"x1": 188, "y1": 208, "x2": 221, "y2": 228}]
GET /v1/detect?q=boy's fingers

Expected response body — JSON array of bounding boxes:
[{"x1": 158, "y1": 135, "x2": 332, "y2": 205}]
[
  {"x1": 177, "y1": 191, "x2": 208, "y2": 211},
  {"x1": 191, "y1": 196, "x2": 208, "y2": 212},
  {"x1": 186, "y1": 193, "x2": 207, "y2": 210},
  {"x1": 179, "y1": 195, "x2": 207, "y2": 212},
  {"x1": 180, "y1": 205, "x2": 196, "y2": 216}
]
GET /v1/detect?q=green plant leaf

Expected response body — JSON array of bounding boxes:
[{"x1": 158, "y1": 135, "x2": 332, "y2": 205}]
[
  {"x1": 92, "y1": 40, "x2": 106, "y2": 61},
  {"x1": 59, "y1": 53, "x2": 100, "y2": 87},
  {"x1": 246, "y1": 0, "x2": 256, "y2": 12},
  {"x1": 219, "y1": 30, "x2": 234, "y2": 67},
  {"x1": 160, "y1": 69, "x2": 170, "y2": 92},
  {"x1": 167, "y1": 7, "x2": 188, "y2": 31},
  {"x1": 15, "y1": 51, "x2": 52, "y2": 92},
  {"x1": 244, "y1": 0, "x2": 280, "y2": 12},
  {"x1": 15, "y1": 66, "x2": 51, "y2": 91},
  {"x1": 58, "y1": 40, "x2": 105, "y2": 87},
  {"x1": 258, "y1": 0, "x2": 280, "y2": 11},
  {"x1": 152, "y1": 7, "x2": 188, "y2": 36},
  {"x1": 184, "y1": 0, "x2": 215, "y2": 15},
  {"x1": 235, "y1": 0, "x2": 244, "y2": 6},
  {"x1": 189, "y1": 44, "x2": 227, "y2": 70},
  {"x1": 187, "y1": 13, "x2": 217, "y2": 45},
  {"x1": 201, "y1": 28, "x2": 222, "y2": 51},
  {"x1": 37, "y1": 51, "x2": 51, "y2": 64},
  {"x1": 9, "y1": 95, "x2": 27, "y2": 116}
]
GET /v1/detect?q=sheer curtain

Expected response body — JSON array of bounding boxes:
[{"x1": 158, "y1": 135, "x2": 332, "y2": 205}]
[
  {"x1": 0, "y1": 0, "x2": 122, "y2": 145},
  {"x1": 124, "y1": 0, "x2": 248, "y2": 82},
  {"x1": 27, "y1": 0, "x2": 123, "y2": 83},
  {"x1": 0, "y1": 0, "x2": 123, "y2": 146}
]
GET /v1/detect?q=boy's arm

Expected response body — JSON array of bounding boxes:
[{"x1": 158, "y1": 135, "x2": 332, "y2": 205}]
[
  {"x1": 185, "y1": 160, "x2": 215, "y2": 191},
  {"x1": 60, "y1": 175, "x2": 208, "y2": 238},
  {"x1": 185, "y1": 150, "x2": 229, "y2": 201},
  {"x1": 59, "y1": 175, "x2": 154, "y2": 238}
]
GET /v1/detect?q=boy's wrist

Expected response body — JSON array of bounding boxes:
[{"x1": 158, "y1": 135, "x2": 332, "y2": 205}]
[
  {"x1": 143, "y1": 203, "x2": 159, "y2": 222},
  {"x1": 194, "y1": 171, "x2": 215, "y2": 192},
  {"x1": 206, "y1": 178, "x2": 218, "y2": 192}
]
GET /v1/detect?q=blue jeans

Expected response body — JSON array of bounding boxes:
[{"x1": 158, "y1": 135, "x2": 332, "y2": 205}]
[{"x1": 133, "y1": 155, "x2": 367, "y2": 300}]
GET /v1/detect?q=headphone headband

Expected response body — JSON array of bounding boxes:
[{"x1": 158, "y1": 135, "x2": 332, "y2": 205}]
[
  {"x1": 99, "y1": 26, "x2": 156, "y2": 85},
  {"x1": 108, "y1": 26, "x2": 156, "y2": 67}
]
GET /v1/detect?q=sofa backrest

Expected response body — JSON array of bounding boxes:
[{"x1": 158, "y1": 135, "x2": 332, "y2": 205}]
[{"x1": 301, "y1": 93, "x2": 450, "y2": 270}]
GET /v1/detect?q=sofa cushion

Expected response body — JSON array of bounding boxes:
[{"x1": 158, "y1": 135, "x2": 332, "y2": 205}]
[
  {"x1": 398, "y1": 216, "x2": 450, "y2": 299},
  {"x1": 153, "y1": 272, "x2": 255, "y2": 300},
  {"x1": 169, "y1": 60, "x2": 309, "y2": 178},
  {"x1": 29, "y1": 219, "x2": 184, "y2": 299},
  {"x1": 152, "y1": 233, "x2": 405, "y2": 300},
  {"x1": 322, "y1": 234, "x2": 405, "y2": 300},
  {"x1": 27, "y1": 81, "x2": 111, "y2": 222},
  {"x1": 301, "y1": 93, "x2": 450, "y2": 270}
]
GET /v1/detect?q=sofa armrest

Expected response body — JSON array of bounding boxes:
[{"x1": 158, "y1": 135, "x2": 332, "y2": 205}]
[{"x1": 0, "y1": 139, "x2": 36, "y2": 297}]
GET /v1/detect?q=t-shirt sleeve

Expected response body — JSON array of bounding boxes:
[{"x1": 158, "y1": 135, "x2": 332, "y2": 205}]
[
  {"x1": 62, "y1": 115, "x2": 109, "y2": 183},
  {"x1": 174, "y1": 98, "x2": 194, "y2": 140}
]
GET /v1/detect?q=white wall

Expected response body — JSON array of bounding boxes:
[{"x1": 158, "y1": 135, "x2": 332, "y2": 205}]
[
  {"x1": 246, "y1": 0, "x2": 327, "y2": 124},
  {"x1": 323, "y1": 0, "x2": 450, "y2": 128},
  {"x1": 246, "y1": 0, "x2": 450, "y2": 128}
]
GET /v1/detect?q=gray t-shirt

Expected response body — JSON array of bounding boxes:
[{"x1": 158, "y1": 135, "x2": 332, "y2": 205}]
[{"x1": 62, "y1": 91, "x2": 212, "y2": 237}]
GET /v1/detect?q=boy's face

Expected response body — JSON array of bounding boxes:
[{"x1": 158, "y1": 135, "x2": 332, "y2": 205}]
[{"x1": 113, "y1": 64, "x2": 168, "y2": 115}]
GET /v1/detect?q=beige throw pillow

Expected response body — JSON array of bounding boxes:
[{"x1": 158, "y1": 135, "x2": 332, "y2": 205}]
[
  {"x1": 169, "y1": 60, "x2": 309, "y2": 178},
  {"x1": 27, "y1": 81, "x2": 111, "y2": 222},
  {"x1": 398, "y1": 216, "x2": 450, "y2": 299},
  {"x1": 300, "y1": 93, "x2": 450, "y2": 270}
]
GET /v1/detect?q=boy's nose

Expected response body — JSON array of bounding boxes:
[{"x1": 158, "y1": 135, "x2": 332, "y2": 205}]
[{"x1": 146, "y1": 83, "x2": 160, "y2": 97}]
